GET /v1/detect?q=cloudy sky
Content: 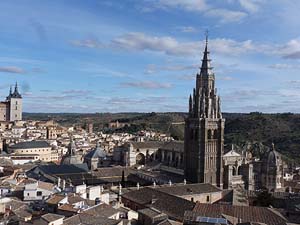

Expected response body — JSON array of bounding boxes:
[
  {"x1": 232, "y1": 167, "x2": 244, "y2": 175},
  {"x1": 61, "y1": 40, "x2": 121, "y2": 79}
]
[{"x1": 1, "y1": 0, "x2": 300, "y2": 113}]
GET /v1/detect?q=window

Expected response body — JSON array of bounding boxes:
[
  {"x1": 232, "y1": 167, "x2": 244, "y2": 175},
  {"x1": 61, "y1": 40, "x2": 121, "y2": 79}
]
[
  {"x1": 37, "y1": 191, "x2": 42, "y2": 196},
  {"x1": 206, "y1": 195, "x2": 210, "y2": 202},
  {"x1": 27, "y1": 193, "x2": 30, "y2": 196}
]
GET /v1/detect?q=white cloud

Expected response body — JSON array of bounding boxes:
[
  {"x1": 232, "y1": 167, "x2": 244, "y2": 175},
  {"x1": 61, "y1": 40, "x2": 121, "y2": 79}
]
[
  {"x1": 268, "y1": 38, "x2": 300, "y2": 59},
  {"x1": 0, "y1": 66, "x2": 26, "y2": 74},
  {"x1": 120, "y1": 81, "x2": 172, "y2": 89},
  {"x1": 155, "y1": 0, "x2": 208, "y2": 12},
  {"x1": 269, "y1": 64, "x2": 300, "y2": 70},
  {"x1": 205, "y1": 8, "x2": 247, "y2": 23},
  {"x1": 176, "y1": 26, "x2": 198, "y2": 33},
  {"x1": 71, "y1": 32, "x2": 300, "y2": 61},
  {"x1": 70, "y1": 39, "x2": 103, "y2": 48},
  {"x1": 238, "y1": 0, "x2": 263, "y2": 13},
  {"x1": 111, "y1": 32, "x2": 199, "y2": 56},
  {"x1": 145, "y1": 64, "x2": 197, "y2": 74}
]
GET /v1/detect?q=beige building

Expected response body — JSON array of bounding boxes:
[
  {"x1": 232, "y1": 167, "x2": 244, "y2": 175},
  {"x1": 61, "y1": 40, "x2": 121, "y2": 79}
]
[
  {"x1": 0, "y1": 83, "x2": 22, "y2": 122},
  {"x1": 8, "y1": 141, "x2": 57, "y2": 162}
]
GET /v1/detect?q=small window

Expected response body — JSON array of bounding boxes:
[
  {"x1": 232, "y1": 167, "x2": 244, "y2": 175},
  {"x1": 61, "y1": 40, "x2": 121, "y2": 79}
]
[
  {"x1": 206, "y1": 195, "x2": 210, "y2": 202},
  {"x1": 37, "y1": 191, "x2": 42, "y2": 196}
]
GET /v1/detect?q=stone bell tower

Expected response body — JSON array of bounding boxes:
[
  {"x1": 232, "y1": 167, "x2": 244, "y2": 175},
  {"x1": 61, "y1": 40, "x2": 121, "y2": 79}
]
[
  {"x1": 7, "y1": 82, "x2": 22, "y2": 122},
  {"x1": 184, "y1": 36, "x2": 225, "y2": 188}
]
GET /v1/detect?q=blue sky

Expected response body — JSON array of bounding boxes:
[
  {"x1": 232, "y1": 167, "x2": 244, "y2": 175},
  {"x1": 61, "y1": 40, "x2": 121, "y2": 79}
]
[{"x1": 1, "y1": 0, "x2": 300, "y2": 113}]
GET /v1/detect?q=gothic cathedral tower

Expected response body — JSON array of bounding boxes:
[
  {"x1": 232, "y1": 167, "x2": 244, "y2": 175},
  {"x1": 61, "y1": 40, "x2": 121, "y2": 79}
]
[{"x1": 184, "y1": 37, "x2": 224, "y2": 188}]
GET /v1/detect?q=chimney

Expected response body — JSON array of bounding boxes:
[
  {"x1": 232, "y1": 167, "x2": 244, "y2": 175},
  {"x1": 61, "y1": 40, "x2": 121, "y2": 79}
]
[
  {"x1": 57, "y1": 177, "x2": 61, "y2": 188},
  {"x1": 118, "y1": 183, "x2": 122, "y2": 196},
  {"x1": 137, "y1": 182, "x2": 140, "y2": 190},
  {"x1": 153, "y1": 181, "x2": 156, "y2": 187},
  {"x1": 168, "y1": 180, "x2": 172, "y2": 186},
  {"x1": 62, "y1": 180, "x2": 66, "y2": 190},
  {"x1": 183, "y1": 179, "x2": 187, "y2": 185}
]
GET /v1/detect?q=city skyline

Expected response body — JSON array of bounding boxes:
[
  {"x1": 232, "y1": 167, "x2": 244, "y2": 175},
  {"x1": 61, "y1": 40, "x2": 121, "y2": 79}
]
[{"x1": 1, "y1": 0, "x2": 300, "y2": 113}]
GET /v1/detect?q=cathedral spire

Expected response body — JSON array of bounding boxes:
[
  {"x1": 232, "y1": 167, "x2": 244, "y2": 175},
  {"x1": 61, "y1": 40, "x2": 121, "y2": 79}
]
[
  {"x1": 200, "y1": 32, "x2": 213, "y2": 77},
  {"x1": 15, "y1": 82, "x2": 18, "y2": 92}
]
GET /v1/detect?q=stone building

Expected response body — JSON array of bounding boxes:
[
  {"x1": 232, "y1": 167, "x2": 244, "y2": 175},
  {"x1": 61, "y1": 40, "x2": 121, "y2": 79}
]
[
  {"x1": 84, "y1": 142, "x2": 109, "y2": 170},
  {"x1": 8, "y1": 140, "x2": 56, "y2": 162},
  {"x1": 114, "y1": 141, "x2": 163, "y2": 167},
  {"x1": 61, "y1": 138, "x2": 83, "y2": 165},
  {"x1": 223, "y1": 145, "x2": 254, "y2": 190},
  {"x1": 260, "y1": 143, "x2": 284, "y2": 191},
  {"x1": 223, "y1": 143, "x2": 284, "y2": 191},
  {"x1": 0, "y1": 83, "x2": 22, "y2": 122},
  {"x1": 184, "y1": 37, "x2": 224, "y2": 188}
]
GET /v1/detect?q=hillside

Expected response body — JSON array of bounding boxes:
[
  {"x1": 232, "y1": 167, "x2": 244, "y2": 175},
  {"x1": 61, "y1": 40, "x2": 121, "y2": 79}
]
[{"x1": 23, "y1": 112, "x2": 300, "y2": 163}]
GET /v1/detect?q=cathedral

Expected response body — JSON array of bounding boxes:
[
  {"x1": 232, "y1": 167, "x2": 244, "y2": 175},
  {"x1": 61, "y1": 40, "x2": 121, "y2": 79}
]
[
  {"x1": 184, "y1": 36, "x2": 224, "y2": 188},
  {"x1": 0, "y1": 83, "x2": 22, "y2": 122},
  {"x1": 183, "y1": 37, "x2": 285, "y2": 191}
]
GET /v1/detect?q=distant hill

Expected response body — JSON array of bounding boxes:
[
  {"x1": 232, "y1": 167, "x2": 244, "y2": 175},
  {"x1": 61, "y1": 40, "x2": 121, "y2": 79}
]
[{"x1": 23, "y1": 112, "x2": 300, "y2": 163}]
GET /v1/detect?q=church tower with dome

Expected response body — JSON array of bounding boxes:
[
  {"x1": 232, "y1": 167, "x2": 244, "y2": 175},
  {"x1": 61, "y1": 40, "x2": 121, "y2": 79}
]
[{"x1": 61, "y1": 137, "x2": 83, "y2": 165}]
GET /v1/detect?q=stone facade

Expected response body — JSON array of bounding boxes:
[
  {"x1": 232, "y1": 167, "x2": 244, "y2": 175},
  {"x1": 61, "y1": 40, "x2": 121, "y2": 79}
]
[
  {"x1": 223, "y1": 145, "x2": 254, "y2": 190},
  {"x1": 184, "y1": 38, "x2": 224, "y2": 188},
  {"x1": 260, "y1": 143, "x2": 284, "y2": 191},
  {"x1": 0, "y1": 83, "x2": 22, "y2": 122}
]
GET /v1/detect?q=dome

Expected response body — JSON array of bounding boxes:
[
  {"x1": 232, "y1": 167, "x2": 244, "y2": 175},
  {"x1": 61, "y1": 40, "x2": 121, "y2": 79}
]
[
  {"x1": 61, "y1": 155, "x2": 82, "y2": 165},
  {"x1": 85, "y1": 142, "x2": 106, "y2": 159},
  {"x1": 60, "y1": 137, "x2": 82, "y2": 165},
  {"x1": 263, "y1": 143, "x2": 281, "y2": 167}
]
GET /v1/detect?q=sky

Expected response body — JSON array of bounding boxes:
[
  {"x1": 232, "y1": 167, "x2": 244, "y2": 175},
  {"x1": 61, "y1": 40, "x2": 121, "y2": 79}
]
[{"x1": 1, "y1": 0, "x2": 300, "y2": 113}]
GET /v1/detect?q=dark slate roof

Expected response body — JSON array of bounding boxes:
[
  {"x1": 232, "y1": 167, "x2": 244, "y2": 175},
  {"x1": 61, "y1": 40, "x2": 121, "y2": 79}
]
[
  {"x1": 41, "y1": 213, "x2": 64, "y2": 222},
  {"x1": 10, "y1": 141, "x2": 50, "y2": 149},
  {"x1": 160, "y1": 141, "x2": 184, "y2": 152},
  {"x1": 153, "y1": 183, "x2": 221, "y2": 196},
  {"x1": 83, "y1": 203, "x2": 120, "y2": 217},
  {"x1": 190, "y1": 203, "x2": 287, "y2": 225},
  {"x1": 61, "y1": 155, "x2": 83, "y2": 165},
  {"x1": 64, "y1": 214, "x2": 120, "y2": 225},
  {"x1": 38, "y1": 164, "x2": 89, "y2": 175},
  {"x1": 84, "y1": 146, "x2": 106, "y2": 159},
  {"x1": 122, "y1": 187, "x2": 195, "y2": 221},
  {"x1": 130, "y1": 141, "x2": 164, "y2": 149},
  {"x1": 92, "y1": 166, "x2": 132, "y2": 178},
  {"x1": 138, "y1": 207, "x2": 166, "y2": 218}
]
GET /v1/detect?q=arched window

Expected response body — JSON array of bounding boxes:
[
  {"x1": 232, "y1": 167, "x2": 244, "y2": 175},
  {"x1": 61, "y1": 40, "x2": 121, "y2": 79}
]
[
  {"x1": 190, "y1": 129, "x2": 194, "y2": 140},
  {"x1": 208, "y1": 130, "x2": 212, "y2": 139},
  {"x1": 238, "y1": 166, "x2": 242, "y2": 175},
  {"x1": 232, "y1": 167, "x2": 236, "y2": 176}
]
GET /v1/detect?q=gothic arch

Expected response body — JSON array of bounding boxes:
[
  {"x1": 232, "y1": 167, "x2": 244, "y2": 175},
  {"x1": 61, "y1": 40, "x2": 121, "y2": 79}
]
[
  {"x1": 238, "y1": 166, "x2": 242, "y2": 175},
  {"x1": 232, "y1": 166, "x2": 236, "y2": 176},
  {"x1": 208, "y1": 129, "x2": 212, "y2": 139}
]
